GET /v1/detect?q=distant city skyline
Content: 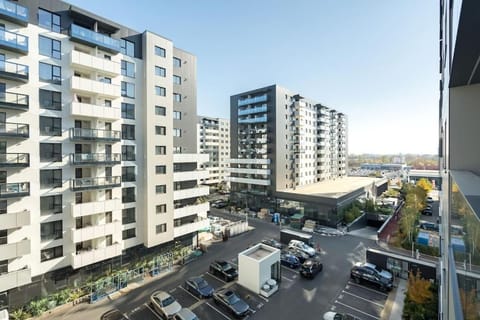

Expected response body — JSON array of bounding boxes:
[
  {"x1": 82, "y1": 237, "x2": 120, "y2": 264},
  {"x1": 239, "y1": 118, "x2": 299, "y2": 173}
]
[{"x1": 68, "y1": 0, "x2": 439, "y2": 155}]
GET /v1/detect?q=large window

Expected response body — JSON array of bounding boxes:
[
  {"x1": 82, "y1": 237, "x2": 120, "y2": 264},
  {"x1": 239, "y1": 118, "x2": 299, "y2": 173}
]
[
  {"x1": 173, "y1": 75, "x2": 181, "y2": 85},
  {"x1": 173, "y1": 57, "x2": 182, "y2": 68},
  {"x1": 121, "y1": 81, "x2": 135, "y2": 98},
  {"x1": 155, "y1": 46, "x2": 166, "y2": 57},
  {"x1": 41, "y1": 246, "x2": 63, "y2": 262},
  {"x1": 122, "y1": 145, "x2": 135, "y2": 161},
  {"x1": 40, "y1": 220, "x2": 62, "y2": 241},
  {"x1": 39, "y1": 36, "x2": 61, "y2": 59},
  {"x1": 122, "y1": 208, "x2": 135, "y2": 224},
  {"x1": 122, "y1": 166, "x2": 136, "y2": 182},
  {"x1": 122, "y1": 228, "x2": 136, "y2": 240},
  {"x1": 122, "y1": 124, "x2": 135, "y2": 140},
  {"x1": 40, "y1": 143, "x2": 62, "y2": 162},
  {"x1": 156, "y1": 224, "x2": 167, "y2": 234},
  {"x1": 40, "y1": 116, "x2": 62, "y2": 136},
  {"x1": 173, "y1": 93, "x2": 182, "y2": 102},
  {"x1": 155, "y1": 86, "x2": 166, "y2": 96},
  {"x1": 39, "y1": 89, "x2": 61, "y2": 110},
  {"x1": 121, "y1": 60, "x2": 135, "y2": 78},
  {"x1": 155, "y1": 126, "x2": 166, "y2": 135},
  {"x1": 120, "y1": 39, "x2": 134, "y2": 57},
  {"x1": 173, "y1": 111, "x2": 182, "y2": 120},
  {"x1": 40, "y1": 195, "x2": 62, "y2": 215},
  {"x1": 38, "y1": 8, "x2": 60, "y2": 33},
  {"x1": 155, "y1": 66, "x2": 166, "y2": 77},
  {"x1": 155, "y1": 106, "x2": 166, "y2": 116},
  {"x1": 40, "y1": 169, "x2": 62, "y2": 188},
  {"x1": 121, "y1": 103, "x2": 135, "y2": 119},
  {"x1": 156, "y1": 185, "x2": 166, "y2": 194},
  {"x1": 39, "y1": 62, "x2": 61, "y2": 85},
  {"x1": 155, "y1": 146, "x2": 166, "y2": 155},
  {"x1": 122, "y1": 187, "x2": 135, "y2": 203}
]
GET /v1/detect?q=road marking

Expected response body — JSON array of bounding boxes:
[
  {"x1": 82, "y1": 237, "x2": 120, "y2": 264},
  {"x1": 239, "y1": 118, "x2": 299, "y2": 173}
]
[
  {"x1": 342, "y1": 290, "x2": 385, "y2": 308},
  {"x1": 205, "y1": 272, "x2": 227, "y2": 284},
  {"x1": 206, "y1": 301, "x2": 232, "y2": 320},
  {"x1": 334, "y1": 300, "x2": 380, "y2": 320},
  {"x1": 257, "y1": 294, "x2": 269, "y2": 303},
  {"x1": 169, "y1": 287, "x2": 177, "y2": 293},
  {"x1": 347, "y1": 281, "x2": 389, "y2": 298},
  {"x1": 282, "y1": 275, "x2": 294, "y2": 282},
  {"x1": 178, "y1": 285, "x2": 201, "y2": 302},
  {"x1": 145, "y1": 302, "x2": 165, "y2": 319}
]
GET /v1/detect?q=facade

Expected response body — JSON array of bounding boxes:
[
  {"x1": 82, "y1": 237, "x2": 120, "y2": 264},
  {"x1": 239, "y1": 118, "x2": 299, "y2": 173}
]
[
  {"x1": 197, "y1": 116, "x2": 230, "y2": 189},
  {"x1": 229, "y1": 85, "x2": 347, "y2": 215},
  {"x1": 439, "y1": 1, "x2": 480, "y2": 319},
  {"x1": 0, "y1": 0, "x2": 208, "y2": 307}
]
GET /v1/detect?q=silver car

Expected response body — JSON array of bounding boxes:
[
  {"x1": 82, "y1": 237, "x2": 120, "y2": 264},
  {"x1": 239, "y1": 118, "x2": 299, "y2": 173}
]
[
  {"x1": 173, "y1": 308, "x2": 199, "y2": 320},
  {"x1": 150, "y1": 290, "x2": 182, "y2": 318}
]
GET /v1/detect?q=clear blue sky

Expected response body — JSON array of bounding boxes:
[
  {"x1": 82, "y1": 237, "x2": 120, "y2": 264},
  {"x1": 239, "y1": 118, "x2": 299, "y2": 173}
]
[{"x1": 68, "y1": 0, "x2": 438, "y2": 155}]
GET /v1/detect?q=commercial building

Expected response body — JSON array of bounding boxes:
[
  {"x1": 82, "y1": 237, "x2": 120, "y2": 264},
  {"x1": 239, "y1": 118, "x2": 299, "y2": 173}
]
[
  {"x1": 439, "y1": 1, "x2": 480, "y2": 319},
  {"x1": 197, "y1": 116, "x2": 230, "y2": 190},
  {"x1": 0, "y1": 0, "x2": 208, "y2": 308}
]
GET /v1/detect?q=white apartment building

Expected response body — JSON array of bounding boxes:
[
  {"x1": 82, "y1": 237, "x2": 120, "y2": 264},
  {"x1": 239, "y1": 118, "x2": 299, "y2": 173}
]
[
  {"x1": 197, "y1": 116, "x2": 230, "y2": 189},
  {"x1": 0, "y1": 0, "x2": 209, "y2": 307}
]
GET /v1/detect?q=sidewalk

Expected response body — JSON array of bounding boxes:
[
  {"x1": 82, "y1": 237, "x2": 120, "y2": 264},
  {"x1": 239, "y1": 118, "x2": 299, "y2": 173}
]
[{"x1": 382, "y1": 278, "x2": 407, "y2": 320}]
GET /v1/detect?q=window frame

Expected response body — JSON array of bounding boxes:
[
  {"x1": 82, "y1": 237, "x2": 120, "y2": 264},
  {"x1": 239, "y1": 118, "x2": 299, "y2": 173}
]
[
  {"x1": 40, "y1": 143, "x2": 62, "y2": 162},
  {"x1": 155, "y1": 106, "x2": 166, "y2": 116},
  {"x1": 155, "y1": 66, "x2": 166, "y2": 77},
  {"x1": 155, "y1": 146, "x2": 166, "y2": 155},
  {"x1": 155, "y1": 86, "x2": 166, "y2": 97},
  {"x1": 121, "y1": 124, "x2": 135, "y2": 140},
  {"x1": 173, "y1": 75, "x2": 181, "y2": 85},
  {"x1": 39, "y1": 116, "x2": 62, "y2": 136},
  {"x1": 121, "y1": 102, "x2": 135, "y2": 119},
  {"x1": 38, "y1": 8, "x2": 61, "y2": 33},
  {"x1": 121, "y1": 81, "x2": 135, "y2": 98},
  {"x1": 173, "y1": 57, "x2": 182, "y2": 68},
  {"x1": 39, "y1": 35, "x2": 61, "y2": 59},
  {"x1": 40, "y1": 169, "x2": 62, "y2": 188},
  {"x1": 155, "y1": 46, "x2": 166, "y2": 57},
  {"x1": 39, "y1": 89, "x2": 61, "y2": 110},
  {"x1": 121, "y1": 60, "x2": 135, "y2": 78},
  {"x1": 39, "y1": 62, "x2": 61, "y2": 85}
]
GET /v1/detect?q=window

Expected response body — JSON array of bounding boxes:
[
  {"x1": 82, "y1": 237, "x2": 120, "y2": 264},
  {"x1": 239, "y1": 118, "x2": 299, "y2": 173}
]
[
  {"x1": 40, "y1": 220, "x2": 62, "y2": 241},
  {"x1": 39, "y1": 36, "x2": 61, "y2": 59},
  {"x1": 38, "y1": 8, "x2": 60, "y2": 33},
  {"x1": 173, "y1": 111, "x2": 181, "y2": 120},
  {"x1": 173, "y1": 93, "x2": 182, "y2": 102},
  {"x1": 121, "y1": 81, "x2": 135, "y2": 98},
  {"x1": 40, "y1": 195, "x2": 62, "y2": 215},
  {"x1": 122, "y1": 145, "x2": 135, "y2": 161},
  {"x1": 122, "y1": 124, "x2": 135, "y2": 140},
  {"x1": 122, "y1": 228, "x2": 136, "y2": 240},
  {"x1": 173, "y1": 75, "x2": 181, "y2": 85},
  {"x1": 155, "y1": 146, "x2": 166, "y2": 155},
  {"x1": 156, "y1": 185, "x2": 166, "y2": 194},
  {"x1": 173, "y1": 128, "x2": 182, "y2": 137},
  {"x1": 41, "y1": 246, "x2": 63, "y2": 262},
  {"x1": 155, "y1": 66, "x2": 166, "y2": 77},
  {"x1": 155, "y1": 86, "x2": 166, "y2": 96},
  {"x1": 156, "y1": 204, "x2": 167, "y2": 214},
  {"x1": 156, "y1": 165, "x2": 166, "y2": 174},
  {"x1": 40, "y1": 169, "x2": 62, "y2": 188},
  {"x1": 39, "y1": 89, "x2": 61, "y2": 110},
  {"x1": 99, "y1": 77, "x2": 111, "y2": 84},
  {"x1": 122, "y1": 208, "x2": 135, "y2": 224},
  {"x1": 40, "y1": 116, "x2": 62, "y2": 136},
  {"x1": 173, "y1": 146, "x2": 182, "y2": 154},
  {"x1": 40, "y1": 143, "x2": 62, "y2": 162},
  {"x1": 121, "y1": 60, "x2": 135, "y2": 78},
  {"x1": 155, "y1": 46, "x2": 166, "y2": 57},
  {"x1": 155, "y1": 126, "x2": 166, "y2": 135},
  {"x1": 155, "y1": 106, "x2": 166, "y2": 116},
  {"x1": 39, "y1": 62, "x2": 61, "y2": 84},
  {"x1": 122, "y1": 166, "x2": 136, "y2": 182},
  {"x1": 122, "y1": 187, "x2": 136, "y2": 203},
  {"x1": 156, "y1": 224, "x2": 167, "y2": 234},
  {"x1": 120, "y1": 39, "x2": 134, "y2": 57},
  {"x1": 121, "y1": 103, "x2": 135, "y2": 119},
  {"x1": 173, "y1": 57, "x2": 182, "y2": 68}
]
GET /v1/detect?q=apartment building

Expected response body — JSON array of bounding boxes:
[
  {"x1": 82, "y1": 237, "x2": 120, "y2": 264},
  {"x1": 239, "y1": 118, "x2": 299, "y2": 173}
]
[
  {"x1": 197, "y1": 116, "x2": 230, "y2": 189},
  {"x1": 439, "y1": 1, "x2": 480, "y2": 319},
  {"x1": 229, "y1": 85, "x2": 347, "y2": 217},
  {"x1": 0, "y1": 0, "x2": 208, "y2": 307}
]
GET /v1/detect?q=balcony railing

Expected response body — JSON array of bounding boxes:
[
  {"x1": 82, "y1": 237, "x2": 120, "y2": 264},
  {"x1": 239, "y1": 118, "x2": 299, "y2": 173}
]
[
  {"x1": 0, "y1": 0, "x2": 28, "y2": 25},
  {"x1": 238, "y1": 94, "x2": 268, "y2": 106},
  {"x1": 0, "y1": 153, "x2": 29, "y2": 167},
  {"x1": 0, "y1": 182, "x2": 29, "y2": 198},
  {"x1": 70, "y1": 176, "x2": 121, "y2": 191},
  {"x1": 0, "y1": 60, "x2": 28, "y2": 82},
  {"x1": 71, "y1": 153, "x2": 121, "y2": 165},
  {"x1": 0, "y1": 122, "x2": 29, "y2": 138},
  {"x1": 0, "y1": 29, "x2": 28, "y2": 53},
  {"x1": 70, "y1": 128, "x2": 121, "y2": 142},
  {"x1": 238, "y1": 115, "x2": 267, "y2": 124},
  {"x1": 0, "y1": 91, "x2": 28, "y2": 110},
  {"x1": 70, "y1": 101, "x2": 121, "y2": 120},
  {"x1": 238, "y1": 104, "x2": 267, "y2": 116},
  {"x1": 69, "y1": 24, "x2": 121, "y2": 53}
]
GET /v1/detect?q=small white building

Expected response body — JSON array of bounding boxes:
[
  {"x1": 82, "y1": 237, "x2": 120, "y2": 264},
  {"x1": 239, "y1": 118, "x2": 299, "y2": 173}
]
[{"x1": 237, "y1": 244, "x2": 281, "y2": 297}]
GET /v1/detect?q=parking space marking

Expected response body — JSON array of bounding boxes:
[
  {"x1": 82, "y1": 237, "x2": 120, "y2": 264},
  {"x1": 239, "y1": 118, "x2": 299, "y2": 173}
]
[
  {"x1": 178, "y1": 285, "x2": 201, "y2": 301},
  {"x1": 206, "y1": 302, "x2": 233, "y2": 320},
  {"x1": 145, "y1": 302, "x2": 164, "y2": 319},
  {"x1": 334, "y1": 300, "x2": 380, "y2": 320},
  {"x1": 206, "y1": 272, "x2": 228, "y2": 284},
  {"x1": 347, "y1": 281, "x2": 389, "y2": 298},
  {"x1": 282, "y1": 275, "x2": 294, "y2": 281},
  {"x1": 341, "y1": 290, "x2": 385, "y2": 308}
]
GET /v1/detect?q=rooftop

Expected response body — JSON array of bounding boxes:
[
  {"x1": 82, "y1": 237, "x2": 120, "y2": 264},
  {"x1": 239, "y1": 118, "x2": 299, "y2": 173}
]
[{"x1": 240, "y1": 243, "x2": 278, "y2": 261}]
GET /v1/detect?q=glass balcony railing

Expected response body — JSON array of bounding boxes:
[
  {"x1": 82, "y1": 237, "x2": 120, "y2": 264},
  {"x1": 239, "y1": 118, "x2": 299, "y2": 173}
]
[
  {"x1": 238, "y1": 94, "x2": 268, "y2": 106},
  {"x1": 70, "y1": 24, "x2": 121, "y2": 53},
  {"x1": 0, "y1": 153, "x2": 29, "y2": 167},
  {"x1": 0, "y1": 122, "x2": 29, "y2": 138},
  {"x1": 70, "y1": 128, "x2": 121, "y2": 142},
  {"x1": 238, "y1": 115, "x2": 268, "y2": 124},
  {"x1": 71, "y1": 153, "x2": 121, "y2": 165},
  {"x1": 0, "y1": 60, "x2": 28, "y2": 81},
  {"x1": 70, "y1": 176, "x2": 121, "y2": 191},
  {"x1": 0, "y1": 29, "x2": 28, "y2": 53},
  {"x1": 0, "y1": 182, "x2": 29, "y2": 198},
  {"x1": 0, "y1": 0, "x2": 28, "y2": 25},
  {"x1": 0, "y1": 91, "x2": 28, "y2": 110},
  {"x1": 238, "y1": 104, "x2": 267, "y2": 116}
]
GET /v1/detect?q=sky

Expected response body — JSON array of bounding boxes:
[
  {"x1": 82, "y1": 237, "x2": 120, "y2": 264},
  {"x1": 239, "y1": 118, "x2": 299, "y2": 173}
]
[{"x1": 68, "y1": 0, "x2": 439, "y2": 155}]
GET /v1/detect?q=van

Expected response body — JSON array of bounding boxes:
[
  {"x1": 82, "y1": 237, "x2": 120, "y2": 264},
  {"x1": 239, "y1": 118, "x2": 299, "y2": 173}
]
[
  {"x1": 173, "y1": 308, "x2": 199, "y2": 320},
  {"x1": 288, "y1": 240, "x2": 316, "y2": 257}
]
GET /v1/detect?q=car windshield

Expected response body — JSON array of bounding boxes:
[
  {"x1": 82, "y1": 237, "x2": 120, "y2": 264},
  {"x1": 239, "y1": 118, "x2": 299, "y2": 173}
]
[
  {"x1": 162, "y1": 296, "x2": 175, "y2": 307},
  {"x1": 197, "y1": 279, "x2": 209, "y2": 289},
  {"x1": 222, "y1": 264, "x2": 232, "y2": 271},
  {"x1": 227, "y1": 293, "x2": 240, "y2": 304}
]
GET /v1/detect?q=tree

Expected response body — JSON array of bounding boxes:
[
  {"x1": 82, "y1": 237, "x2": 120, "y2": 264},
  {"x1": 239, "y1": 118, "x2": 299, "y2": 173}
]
[
  {"x1": 416, "y1": 178, "x2": 433, "y2": 194},
  {"x1": 407, "y1": 270, "x2": 432, "y2": 304}
]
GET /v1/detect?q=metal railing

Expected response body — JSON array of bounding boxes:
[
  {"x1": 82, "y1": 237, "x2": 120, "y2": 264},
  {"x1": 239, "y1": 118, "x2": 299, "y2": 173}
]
[
  {"x1": 71, "y1": 153, "x2": 121, "y2": 164},
  {"x1": 0, "y1": 91, "x2": 28, "y2": 108},
  {"x1": 0, "y1": 60, "x2": 28, "y2": 79},
  {"x1": 0, "y1": 153, "x2": 29, "y2": 166},
  {"x1": 70, "y1": 128, "x2": 121, "y2": 141},
  {"x1": 70, "y1": 176, "x2": 121, "y2": 191},
  {"x1": 0, "y1": 122, "x2": 29, "y2": 137},
  {"x1": 0, "y1": 29, "x2": 28, "y2": 52},
  {"x1": 0, "y1": 0, "x2": 28, "y2": 23},
  {"x1": 70, "y1": 24, "x2": 120, "y2": 53},
  {"x1": 0, "y1": 182, "x2": 29, "y2": 198}
]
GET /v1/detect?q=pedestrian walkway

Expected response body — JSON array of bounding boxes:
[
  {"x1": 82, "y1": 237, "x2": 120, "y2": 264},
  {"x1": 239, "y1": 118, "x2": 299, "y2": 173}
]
[
  {"x1": 347, "y1": 226, "x2": 378, "y2": 240},
  {"x1": 388, "y1": 278, "x2": 407, "y2": 320}
]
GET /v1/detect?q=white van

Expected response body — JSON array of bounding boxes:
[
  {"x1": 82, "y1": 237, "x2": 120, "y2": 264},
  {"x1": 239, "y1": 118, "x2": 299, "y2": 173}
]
[{"x1": 288, "y1": 240, "x2": 316, "y2": 257}]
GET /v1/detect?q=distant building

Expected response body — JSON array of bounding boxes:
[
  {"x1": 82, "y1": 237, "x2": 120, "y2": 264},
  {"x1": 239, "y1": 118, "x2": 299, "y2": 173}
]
[{"x1": 360, "y1": 163, "x2": 408, "y2": 171}]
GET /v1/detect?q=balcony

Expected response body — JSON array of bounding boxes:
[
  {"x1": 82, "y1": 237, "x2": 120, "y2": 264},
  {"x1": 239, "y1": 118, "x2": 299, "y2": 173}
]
[
  {"x1": 70, "y1": 176, "x2": 121, "y2": 191},
  {"x1": 238, "y1": 104, "x2": 267, "y2": 116},
  {"x1": 173, "y1": 218, "x2": 209, "y2": 238},
  {"x1": 70, "y1": 50, "x2": 120, "y2": 76},
  {"x1": 69, "y1": 24, "x2": 121, "y2": 53},
  {"x1": 71, "y1": 220, "x2": 121, "y2": 243},
  {"x1": 173, "y1": 153, "x2": 209, "y2": 164},
  {"x1": 174, "y1": 202, "x2": 209, "y2": 220},
  {"x1": 0, "y1": 153, "x2": 29, "y2": 167},
  {"x1": 70, "y1": 128, "x2": 121, "y2": 142},
  {"x1": 0, "y1": 210, "x2": 29, "y2": 229},
  {"x1": 174, "y1": 186, "x2": 209, "y2": 201},
  {"x1": 238, "y1": 115, "x2": 267, "y2": 124},
  {"x1": 0, "y1": 61, "x2": 28, "y2": 82},
  {"x1": 71, "y1": 198, "x2": 121, "y2": 218},
  {"x1": 71, "y1": 101, "x2": 121, "y2": 120},
  {"x1": 0, "y1": 182, "x2": 29, "y2": 198},
  {"x1": 173, "y1": 170, "x2": 209, "y2": 182},
  {"x1": 0, "y1": 0, "x2": 28, "y2": 26},
  {"x1": 71, "y1": 76, "x2": 120, "y2": 98},
  {"x1": 238, "y1": 94, "x2": 268, "y2": 106},
  {"x1": 229, "y1": 176, "x2": 271, "y2": 186},
  {"x1": 229, "y1": 168, "x2": 271, "y2": 175},
  {"x1": 0, "y1": 91, "x2": 28, "y2": 110},
  {"x1": 0, "y1": 238, "x2": 29, "y2": 260},
  {"x1": 0, "y1": 29, "x2": 27, "y2": 54},
  {"x1": 0, "y1": 122, "x2": 28, "y2": 138},
  {"x1": 0, "y1": 267, "x2": 31, "y2": 292},
  {"x1": 70, "y1": 153, "x2": 121, "y2": 165},
  {"x1": 71, "y1": 242, "x2": 122, "y2": 269},
  {"x1": 230, "y1": 158, "x2": 271, "y2": 165}
]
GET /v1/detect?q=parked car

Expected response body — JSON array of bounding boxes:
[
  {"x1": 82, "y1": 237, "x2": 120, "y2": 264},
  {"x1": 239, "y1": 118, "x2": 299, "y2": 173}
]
[
  {"x1": 213, "y1": 288, "x2": 251, "y2": 318},
  {"x1": 350, "y1": 265, "x2": 393, "y2": 292},
  {"x1": 288, "y1": 239, "x2": 316, "y2": 257},
  {"x1": 262, "y1": 238, "x2": 283, "y2": 249},
  {"x1": 280, "y1": 253, "x2": 301, "y2": 268},
  {"x1": 184, "y1": 276, "x2": 214, "y2": 298},
  {"x1": 323, "y1": 311, "x2": 360, "y2": 320},
  {"x1": 173, "y1": 308, "x2": 199, "y2": 320},
  {"x1": 419, "y1": 222, "x2": 439, "y2": 232},
  {"x1": 426, "y1": 197, "x2": 434, "y2": 203},
  {"x1": 212, "y1": 200, "x2": 228, "y2": 209},
  {"x1": 150, "y1": 290, "x2": 182, "y2": 318},
  {"x1": 209, "y1": 260, "x2": 238, "y2": 281},
  {"x1": 285, "y1": 248, "x2": 310, "y2": 263},
  {"x1": 100, "y1": 309, "x2": 128, "y2": 320},
  {"x1": 299, "y1": 259, "x2": 323, "y2": 279},
  {"x1": 359, "y1": 262, "x2": 393, "y2": 282},
  {"x1": 421, "y1": 208, "x2": 433, "y2": 216}
]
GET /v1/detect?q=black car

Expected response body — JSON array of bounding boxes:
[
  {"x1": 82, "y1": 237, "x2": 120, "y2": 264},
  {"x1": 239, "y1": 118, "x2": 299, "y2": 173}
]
[
  {"x1": 209, "y1": 260, "x2": 238, "y2": 281},
  {"x1": 285, "y1": 248, "x2": 310, "y2": 263},
  {"x1": 262, "y1": 238, "x2": 283, "y2": 249},
  {"x1": 421, "y1": 208, "x2": 433, "y2": 216},
  {"x1": 213, "y1": 288, "x2": 250, "y2": 318},
  {"x1": 350, "y1": 265, "x2": 393, "y2": 292},
  {"x1": 100, "y1": 309, "x2": 128, "y2": 320},
  {"x1": 419, "y1": 222, "x2": 439, "y2": 232},
  {"x1": 280, "y1": 253, "x2": 301, "y2": 268},
  {"x1": 184, "y1": 276, "x2": 214, "y2": 298},
  {"x1": 299, "y1": 259, "x2": 323, "y2": 279}
]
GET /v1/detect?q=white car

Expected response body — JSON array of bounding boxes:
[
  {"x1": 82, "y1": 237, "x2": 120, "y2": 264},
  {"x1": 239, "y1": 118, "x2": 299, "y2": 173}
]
[
  {"x1": 150, "y1": 290, "x2": 182, "y2": 318},
  {"x1": 288, "y1": 240, "x2": 316, "y2": 257},
  {"x1": 358, "y1": 262, "x2": 393, "y2": 282},
  {"x1": 323, "y1": 311, "x2": 359, "y2": 320}
]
